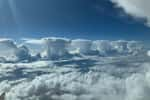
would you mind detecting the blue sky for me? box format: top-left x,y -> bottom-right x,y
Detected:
0,0 -> 150,42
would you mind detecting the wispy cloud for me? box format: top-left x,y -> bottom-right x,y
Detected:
110,0 -> 150,27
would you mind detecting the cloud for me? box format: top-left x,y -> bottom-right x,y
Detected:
0,37 -> 146,62
93,40 -> 144,56
111,0 -> 150,26
22,38 -> 44,45
70,39 -> 97,55
14,45 -> 31,61
0,39 -> 30,62
1,62 -> 150,100
0,37 -> 149,100
0,39 -> 18,62
147,51 -> 150,57
41,37 -> 71,60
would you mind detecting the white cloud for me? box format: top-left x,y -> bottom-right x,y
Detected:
1,62 -> 150,100
0,39 -> 149,100
147,51 -> 150,57
93,40 -> 144,56
70,39 -> 97,55
0,37 -> 146,62
41,37 -> 71,60
111,0 -> 150,26
0,39 -> 30,62
0,39 -> 18,62
22,38 -> 44,45
0,37 -> 149,100
14,45 -> 31,61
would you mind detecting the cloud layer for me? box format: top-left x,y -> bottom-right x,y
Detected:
111,0 -> 150,26
0,37 -> 146,62
24,37 -> 146,60
0,37 -> 149,100
0,57 -> 150,100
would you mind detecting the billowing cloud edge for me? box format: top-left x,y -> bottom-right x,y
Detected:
0,37 -> 148,63
110,0 -> 150,26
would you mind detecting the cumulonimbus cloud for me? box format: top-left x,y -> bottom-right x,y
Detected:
0,37 -> 147,62
0,38 -> 30,62
111,0 -> 150,26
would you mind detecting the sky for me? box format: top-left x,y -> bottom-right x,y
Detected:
0,0 -> 150,42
